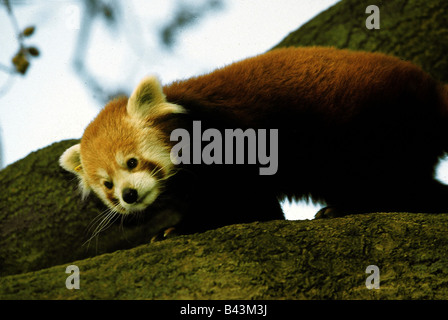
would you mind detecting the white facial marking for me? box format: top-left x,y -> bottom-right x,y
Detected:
115,152 -> 126,168
97,168 -> 109,181
111,169 -> 160,213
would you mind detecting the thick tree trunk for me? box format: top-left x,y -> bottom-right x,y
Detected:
1,213 -> 448,299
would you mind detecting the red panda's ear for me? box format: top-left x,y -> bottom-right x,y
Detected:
127,76 -> 185,120
59,144 -> 91,198
59,144 -> 83,175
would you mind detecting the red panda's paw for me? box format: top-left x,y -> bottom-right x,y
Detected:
150,227 -> 178,243
314,206 -> 347,219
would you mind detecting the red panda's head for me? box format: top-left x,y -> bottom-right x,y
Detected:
59,76 -> 185,214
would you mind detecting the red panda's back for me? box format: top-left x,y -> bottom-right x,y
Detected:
163,47 -> 441,128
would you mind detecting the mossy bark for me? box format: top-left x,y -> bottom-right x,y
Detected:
1,213 -> 448,299
1,0 -> 448,299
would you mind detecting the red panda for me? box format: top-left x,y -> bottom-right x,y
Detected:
60,47 -> 448,235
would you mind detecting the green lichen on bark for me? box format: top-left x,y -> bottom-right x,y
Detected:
1,213 -> 448,299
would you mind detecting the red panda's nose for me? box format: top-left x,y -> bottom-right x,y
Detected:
122,188 -> 138,204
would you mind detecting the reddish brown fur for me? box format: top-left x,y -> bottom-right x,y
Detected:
164,47 -> 448,127
81,97 -> 168,187
81,97 -> 133,184
72,47 -> 448,233
161,47 -> 448,222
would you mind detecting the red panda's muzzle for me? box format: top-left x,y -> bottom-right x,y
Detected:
122,188 -> 138,204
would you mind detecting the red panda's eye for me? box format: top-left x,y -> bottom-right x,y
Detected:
104,181 -> 113,189
127,158 -> 138,169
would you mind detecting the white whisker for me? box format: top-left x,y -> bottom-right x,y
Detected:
83,204 -> 122,248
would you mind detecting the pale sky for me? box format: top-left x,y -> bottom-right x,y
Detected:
1,0 -> 447,220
